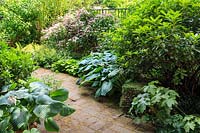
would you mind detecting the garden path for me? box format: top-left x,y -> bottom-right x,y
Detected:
32,68 -> 154,133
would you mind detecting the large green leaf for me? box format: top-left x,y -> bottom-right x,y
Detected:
83,65 -> 93,72
33,105 -> 50,119
0,109 -> 3,117
95,80 -> 113,97
0,117 -> 10,130
50,88 -> 69,102
44,117 -> 59,132
36,95 -> 54,105
34,102 -> 64,119
29,82 -> 51,95
8,89 -> 32,100
60,105 -> 75,116
108,69 -> 120,78
48,102 -> 64,117
85,73 -> 101,81
0,96 -> 11,106
11,107 -> 30,129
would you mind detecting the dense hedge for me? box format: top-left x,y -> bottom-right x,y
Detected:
110,0 -> 200,95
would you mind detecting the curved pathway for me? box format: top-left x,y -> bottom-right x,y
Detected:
32,68 -> 154,133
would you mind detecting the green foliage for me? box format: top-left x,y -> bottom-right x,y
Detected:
130,81 -> 179,115
0,42 -> 34,87
0,0 -> 41,44
129,81 -> 200,132
101,0 -> 130,8
22,43 -> 59,68
65,0 -> 96,9
23,128 -> 40,133
39,75 -> 62,91
77,51 -> 123,97
110,0 -> 200,95
42,8 -> 115,58
0,0 -> 72,45
51,59 -> 79,76
0,82 -> 75,132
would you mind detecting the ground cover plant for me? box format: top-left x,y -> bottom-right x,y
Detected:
51,59 -> 79,76
77,51 -> 124,97
22,43 -> 79,76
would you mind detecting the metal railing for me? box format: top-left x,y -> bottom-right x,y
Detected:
92,8 -> 130,18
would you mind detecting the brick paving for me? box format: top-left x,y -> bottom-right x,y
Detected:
32,68 -> 154,133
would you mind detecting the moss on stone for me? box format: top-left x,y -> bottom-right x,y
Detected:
120,82 -> 144,110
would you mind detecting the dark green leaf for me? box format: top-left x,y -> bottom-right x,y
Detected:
44,117 -> 59,132
108,69 -> 120,78
95,80 -> 113,97
50,88 -> 69,102
0,109 -> 3,117
0,117 -> 10,130
11,107 -> 30,129
36,95 -> 54,105
33,105 -> 50,119
60,105 -> 75,116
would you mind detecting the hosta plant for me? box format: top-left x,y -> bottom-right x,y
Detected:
0,82 -> 75,132
77,51 -> 123,97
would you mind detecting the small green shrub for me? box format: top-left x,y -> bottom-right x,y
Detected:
0,42 -> 34,86
22,43 -> 59,68
77,51 -> 124,97
0,81 -> 75,132
42,8 -> 115,58
129,81 -> 200,132
51,59 -> 79,76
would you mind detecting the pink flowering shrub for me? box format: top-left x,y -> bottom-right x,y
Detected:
42,8 -> 114,58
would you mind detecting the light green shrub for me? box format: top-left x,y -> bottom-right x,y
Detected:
0,42 -> 34,86
22,43 -> 59,68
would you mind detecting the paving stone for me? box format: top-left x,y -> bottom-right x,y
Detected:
83,117 -> 99,126
89,120 -> 107,130
101,128 -> 118,133
110,124 -> 134,133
